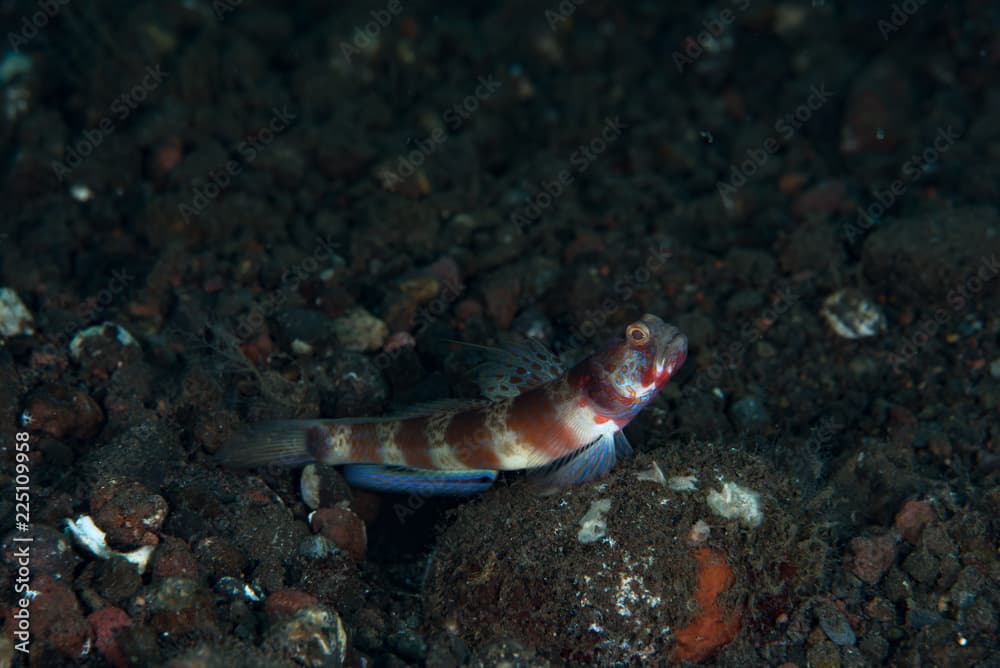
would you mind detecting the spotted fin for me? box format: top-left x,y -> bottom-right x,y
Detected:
455,334 -> 566,400
530,431 -> 632,491
386,398 -> 489,420
341,464 -> 498,495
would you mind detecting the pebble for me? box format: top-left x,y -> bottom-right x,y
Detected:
817,602 -> 856,646
725,289 -> 764,316
0,287 -> 35,336
728,396 -> 770,429
905,608 -> 942,629
300,464 -> 353,510
990,357 -> 1000,379
90,478 -> 169,549
265,605 -> 347,668
23,385 -> 104,439
95,555 -> 143,603
2,524 -> 77,580
193,536 -> 246,579
820,289 -> 886,339
848,533 -> 899,584
894,500 -> 934,544
69,322 -> 141,367
309,507 -> 367,562
31,575 -> 91,660
332,307 -> 388,352
150,536 -> 200,579
264,590 -> 320,621
388,629 -> 428,662
88,607 -> 132,668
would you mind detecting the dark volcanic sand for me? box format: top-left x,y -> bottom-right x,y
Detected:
1,1 -> 998,666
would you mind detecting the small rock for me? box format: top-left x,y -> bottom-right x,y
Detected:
905,608 -> 942,629
902,547 -> 939,585
728,396 -> 770,429
300,464 -> 353,510
265,605 -> 347,668
399,275 -> 441,303
150,536 -> 199,579
2,525 -> 77,580
31,575 -> 91,660
23,385 -> 104,439
145,576 -> 214,637
817,602 -> 856,646
820,289 -> 886,339
332,308 -> 388,352
848,532 -> 899,585
388,629 -> 428,662
69,322 -> 141,371
265,590 -> 320,622
90,478 -> 168,549
193,536 -> 246,579
894,500 -> 934,544
88,607 -> 132,668
309,507 -> 367,562
726,289 -> 764,316
0,287 -> 35,336
990,358 -> 1000,379
95,555 -> 143,604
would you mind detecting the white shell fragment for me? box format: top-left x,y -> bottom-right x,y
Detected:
820,289 -> 886,339
69,321 -> 140,360
668,475 -> 699,492
635,461 -> 667,486
64,515 -> 156,573
706,482 -> 763,528
577,499 -> 612,544
0,287 -> 35,337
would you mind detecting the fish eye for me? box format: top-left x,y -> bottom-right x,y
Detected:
626,323 -> 649,344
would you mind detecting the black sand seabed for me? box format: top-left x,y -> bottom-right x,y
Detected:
0,1 -> 998,666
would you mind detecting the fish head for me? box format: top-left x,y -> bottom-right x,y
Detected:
581,314 -> 687,421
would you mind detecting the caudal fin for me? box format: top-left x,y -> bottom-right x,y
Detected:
216,420 -> 319,469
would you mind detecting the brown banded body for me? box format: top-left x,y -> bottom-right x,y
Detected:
219,314 -> 687,495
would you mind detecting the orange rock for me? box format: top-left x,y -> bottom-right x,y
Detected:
672,547 -> 741,663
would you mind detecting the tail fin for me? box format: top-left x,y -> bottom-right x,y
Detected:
216,420 -> 320,469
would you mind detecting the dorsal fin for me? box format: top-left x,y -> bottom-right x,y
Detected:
453,334 -> 566,400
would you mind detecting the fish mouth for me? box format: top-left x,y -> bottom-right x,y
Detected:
656,329 -> 688,378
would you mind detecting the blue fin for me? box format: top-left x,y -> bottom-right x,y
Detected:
453,334 -> 566,400
531,430 -> 633,490
341,464 -> 498,496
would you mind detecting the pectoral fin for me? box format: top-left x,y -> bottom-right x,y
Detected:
530,430 -> 632,491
